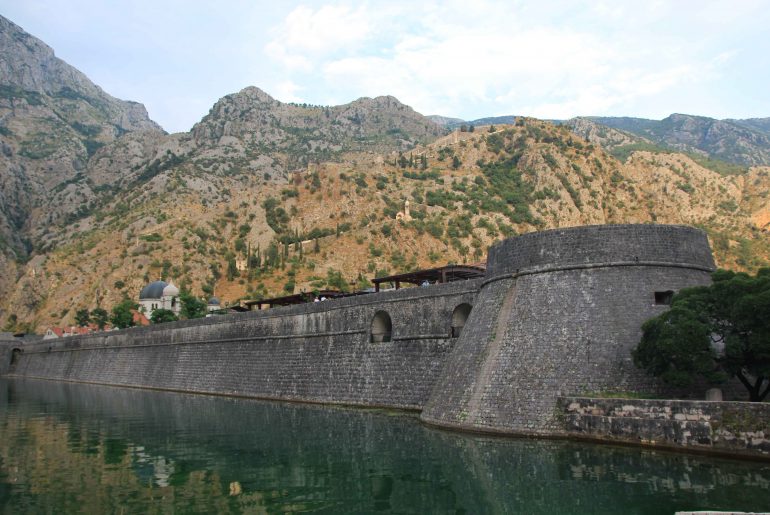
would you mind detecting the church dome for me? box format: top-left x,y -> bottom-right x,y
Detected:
163,282 -> 180,297
139,281 -> 168,300
208,297 -> 221,306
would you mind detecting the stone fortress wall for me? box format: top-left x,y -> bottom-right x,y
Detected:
6,279 -> 479,410
420,224 -> 717,434
3,224 -> 731,441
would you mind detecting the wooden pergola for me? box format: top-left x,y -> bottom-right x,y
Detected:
372,264 -> 486,292
234,289 -> 370,311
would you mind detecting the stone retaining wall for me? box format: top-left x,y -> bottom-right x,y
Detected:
560,397 -> 770,458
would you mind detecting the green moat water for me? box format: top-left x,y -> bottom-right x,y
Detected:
0,379 -> 768,514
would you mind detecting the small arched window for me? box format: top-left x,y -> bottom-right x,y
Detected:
370,311 -> 393,343
451,304 -> 472,338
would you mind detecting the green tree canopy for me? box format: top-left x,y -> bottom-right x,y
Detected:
91,307 -> 109,330
74,308 -> 90,327
633,269 -> 770,401
180,291 -> 207,320
110,299 -> 139,329
150,308 -> 178,324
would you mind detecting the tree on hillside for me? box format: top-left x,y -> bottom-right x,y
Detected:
2,314 -> 18,332
111,299 -> 139,329
91,308 -> 109,330
180,291 -> 207,320
74,309 -> 90,327
226,254 -> 239,281
150,308 -> 178,324
633,269 -> 770,401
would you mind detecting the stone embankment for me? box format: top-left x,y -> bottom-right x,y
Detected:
560,397 -> 770,459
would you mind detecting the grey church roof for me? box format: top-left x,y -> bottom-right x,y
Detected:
139,281 -> 168,300
208,297 -> 220,305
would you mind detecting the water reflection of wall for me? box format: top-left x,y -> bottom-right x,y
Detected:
1,379 -> 768,514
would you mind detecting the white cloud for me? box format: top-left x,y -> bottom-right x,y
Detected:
272,80 -> 305,103
262,1 -> 744,119
265,4 -> 373,71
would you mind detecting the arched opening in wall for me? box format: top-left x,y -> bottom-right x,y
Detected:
451,304 -> 472,338
370,311 -> 392,343
10,348 -> 21,367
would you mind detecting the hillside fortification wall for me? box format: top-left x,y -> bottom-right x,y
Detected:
420,224 -> 716,435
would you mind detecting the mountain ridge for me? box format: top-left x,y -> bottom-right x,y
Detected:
431,110 -> 770,167
0,14 -> 769,334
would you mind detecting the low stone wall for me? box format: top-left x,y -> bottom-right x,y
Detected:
560,397 -> 770,459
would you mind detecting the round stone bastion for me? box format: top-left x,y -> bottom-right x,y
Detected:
421,224 -> 716,436
485,223 -> 716,279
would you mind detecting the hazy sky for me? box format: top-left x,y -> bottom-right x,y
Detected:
2,0 -> 769,133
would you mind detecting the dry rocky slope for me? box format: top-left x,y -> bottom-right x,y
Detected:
434,112 -> 770,168
4,117 -> 769,333
587,114 -> 770,166
0,15 -> 769,333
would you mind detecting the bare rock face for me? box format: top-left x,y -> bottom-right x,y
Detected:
0,15 -> 165,261
0,16 -> 162,133
191,87 -> 445,162
566,117 -> 644,150
585,114 -> 770,166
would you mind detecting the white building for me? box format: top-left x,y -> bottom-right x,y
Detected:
138,281 -> 181,319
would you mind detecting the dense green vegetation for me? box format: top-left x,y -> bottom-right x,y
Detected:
110,299 -> 139,329
633,269 -> 770,401
150,308 -> 178,324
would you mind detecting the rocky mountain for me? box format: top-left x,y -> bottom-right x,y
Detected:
194,87 -> 444,153
564,117 -> 645,150
428,114 -> 518,130
585,114 -> 770,167
0,15 -> 446,258
0,15 -> 164,259
436,111 -> 770,168
426,115 -> 465,128
0,14 -> 768,334
730,117 -> 770,137
187,86 -> 445,174
3,115 -> 769,333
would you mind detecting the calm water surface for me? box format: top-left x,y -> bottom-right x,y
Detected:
0,378 -> 768,514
